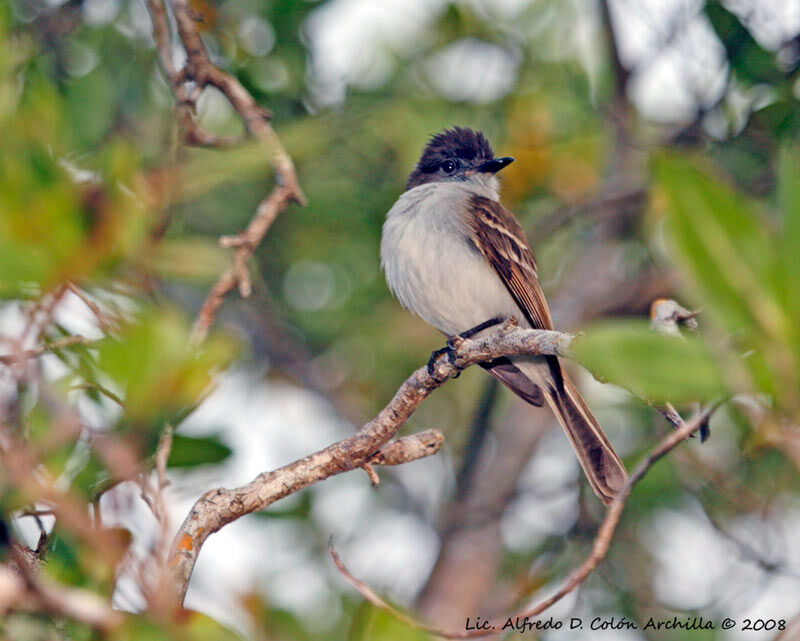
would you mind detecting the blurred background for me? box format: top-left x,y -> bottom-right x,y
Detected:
2,0 -> 800,639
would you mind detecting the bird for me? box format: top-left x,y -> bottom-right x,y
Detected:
380,126 -> 627,505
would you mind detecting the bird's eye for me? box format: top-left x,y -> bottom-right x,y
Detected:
441,160 -> 457,174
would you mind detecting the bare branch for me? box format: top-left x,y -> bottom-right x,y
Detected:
69,382 -> 127,409
368,430 -> 444,466
657,401 -> 685,431
143,0 -> 306,345
2,544 -> 122,631
0,335 -> 91,366
361,430 -> 445,487
154,425 -> 173,491
361,463 -> 380,487
159,323 -> 573,604
139,425 -> 173,524
145,0 -> 234,148
330,409 -> 716,639
66,284 -> 117,333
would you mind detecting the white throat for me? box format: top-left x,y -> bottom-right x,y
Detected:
450,172 -> 500,201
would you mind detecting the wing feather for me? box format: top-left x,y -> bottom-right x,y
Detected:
466,195 -> 554,331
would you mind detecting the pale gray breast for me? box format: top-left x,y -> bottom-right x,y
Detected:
381,183 -> 520,336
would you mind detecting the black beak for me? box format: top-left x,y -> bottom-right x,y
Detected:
476,157 -> 514,174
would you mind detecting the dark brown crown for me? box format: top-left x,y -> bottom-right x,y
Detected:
406,127 -> 494,190
418,127 -> 493,170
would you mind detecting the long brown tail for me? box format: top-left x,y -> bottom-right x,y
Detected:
543,373 -> 627,505
489,356 -> 627,505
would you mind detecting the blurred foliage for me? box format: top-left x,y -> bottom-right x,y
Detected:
576,319 -> 728,403
652,152 -> 800,414
1,0 -> 799,639
349,604 -> 433,641
97,309 -> 238,425
580,147 -> 800,414
167,433 -> 233,468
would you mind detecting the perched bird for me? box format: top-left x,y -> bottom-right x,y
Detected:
380,126 -> 627,504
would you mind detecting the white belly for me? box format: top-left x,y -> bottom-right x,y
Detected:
380,183 -> 523,336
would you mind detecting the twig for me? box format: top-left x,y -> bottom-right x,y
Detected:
134,425 -> 175,610
87,441 -> 169,502
361,464 -> 380,488
22,284 -> 68,347
3,542 -> 122,631
0,336 -> 91,366
143,0 -> 305,345
361,430 -> 445,486
159,323 -> 572,604
154,425 -> 173,491
17,507 -> 55,519
66,283 -> 116,333
69,383 -> 127,409
145,0 -> 235,148
649,299 -> 707,439
330,409 -> 716,639
657,401 -> 685,431
139,426 -> 173,523
368,430 -> 445,466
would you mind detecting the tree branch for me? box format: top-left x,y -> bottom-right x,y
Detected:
145,0 -> 235,148
143,0 -> 306,345
1,545 -> 122,632
0,335 -> 91,366
330,408 -> 715,639
159,322 -> 573,604
368,429 -> 445,466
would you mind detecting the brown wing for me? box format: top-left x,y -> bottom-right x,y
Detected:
467,195 -> 554,331
468,197 -> 627,503
480,358 -> 545,406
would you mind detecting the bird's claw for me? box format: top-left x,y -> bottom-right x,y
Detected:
426,318 -> 506,381
427,343 -> 462,381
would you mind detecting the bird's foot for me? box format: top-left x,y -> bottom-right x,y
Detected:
427,318 -> 506,382
427,344 -> 461,381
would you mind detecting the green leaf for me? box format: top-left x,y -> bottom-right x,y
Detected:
115,612 -> 244,641
170,611 -> 245,641
704,1 -> 782,85
1,615 -> 71,641
45,532 -> 86,584
574,320 -> 728,403
653,153 -> 800,407
65,66 -> 116,149
167,434 -> 233,468
97,308 -> 239,425
776,144 -> 800,396
350,604 -> 433,641
778,144 -> 800,314
652,153 -> 790,344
